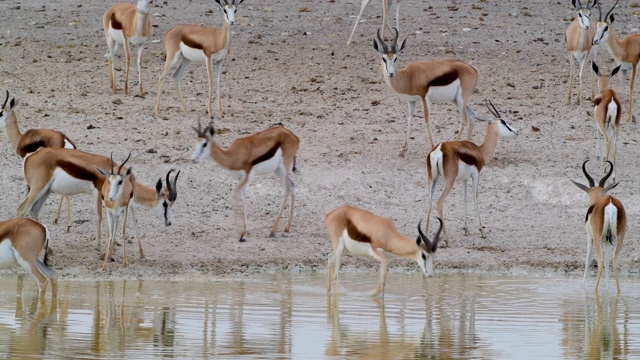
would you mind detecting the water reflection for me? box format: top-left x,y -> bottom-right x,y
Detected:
1,274 -> 640,359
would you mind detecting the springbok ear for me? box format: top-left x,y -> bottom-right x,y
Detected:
570,179 -> 590,193
609,13 -> 615,23
95,167 -> 110,177
416,236 -> 422,246
398,38 -> 407,53
604,181 -> 620,193
208,126 -> 215,137
572,0 -> 577,8
124,167 -> 133,178
592,61 -> 600,76
215,0 -> 222,5
372,38 -> 380,52
9,98 -> 16,109
611,65 -> 621,78
155,179 -> 163,193
237,0 -> 245,5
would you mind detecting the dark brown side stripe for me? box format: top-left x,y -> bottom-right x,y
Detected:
428,69 -> 459,88
110,13 -> 123,30
182,36 -> 204,50
251,142 -> 281,166
345,220 -> 372,243
585,204 -> 596,222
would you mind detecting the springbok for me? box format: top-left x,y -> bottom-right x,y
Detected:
0,218 -> 57,304
372,28 -> 478,156
325,205 -> 442,297
18,148 -> 179,261
593,0 -> 640,123
592,62 -> 622,180
96,153 -> 134,270
565,0 -> 598,105
191,121 -> 299,242
347,0 -> 400,45
155,0 -> 244,118
0,91 -> 77,232
571,160 -> 626,293
425,102 -> 519,246
103,0 -> 154,95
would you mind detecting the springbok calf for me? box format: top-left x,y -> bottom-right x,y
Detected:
592,62 -> 622,180
425,102 -> 519,246
347,0 -> 400,45
325,205 -> 443,297
372,28 -> 478,156
96,154 -> 134,270
571,160 -> 626,293
565,0 -> 598,105
191,121 -> 299,242
0,218 -> 57,304
103,0 -> 153,95
18,148 -> 179,261
0,91 -> 77,232
156,0 -> 244,118
593,0 -> 640,123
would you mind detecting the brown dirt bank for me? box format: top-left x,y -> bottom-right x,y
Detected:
0,0 -> 639,280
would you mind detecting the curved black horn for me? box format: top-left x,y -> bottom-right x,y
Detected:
118,151 -> 132,175
1,90 -> 9,111
599,161 -> 614,187
390,27 -> 399,50
596,0 -> 603,20
110,152 -> 115,175
581,160 -> 595,187
166,169 -> 175,201
170,170 -> 180,202
376,28 -> 388,53
485,99 -> 501,118
417,220 -> 432,250
431,218 -> 443,253
588,0 -> 597,10
605,0 -> 618,21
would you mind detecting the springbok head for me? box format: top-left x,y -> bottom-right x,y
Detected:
372,27 -> 407,78
153,169 -> 180,226
215,0 -> 245,25
0,90 -> 18,127
136,0 -> 154,14
593,0 -> 617,45
466,100 -> 520,138
191,119 -> 216,163
572,0 -> 597,29
96,152 -> 133,203
416,218 -> 443,277
571,160 -> 619,204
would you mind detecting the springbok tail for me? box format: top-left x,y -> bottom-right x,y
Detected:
604,201 -> 618,245
36,258 -> 57,280
43,225 -> 51,266
292,156 -> 299,174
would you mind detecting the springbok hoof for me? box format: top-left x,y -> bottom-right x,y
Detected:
269,232 -> 276,238
463,227 -> 470,236
239,237 -> 247,242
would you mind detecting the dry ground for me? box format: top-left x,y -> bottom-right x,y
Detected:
0,0 -> 639,279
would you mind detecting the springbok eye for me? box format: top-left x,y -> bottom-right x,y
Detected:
118,180 -> 123,185
421,253 -> 426,260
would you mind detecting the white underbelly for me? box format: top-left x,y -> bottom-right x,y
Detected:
342,230 -> 374,257
251,148 -> 283,176
51,168 -> 95,196
0,240 -> 17,268
109,27 -> 125,44
427,79 -> 461,104
399,94 -> 422,102
180,43 -> 208,63
455,162 -> 477,183
64,139 -> 75,149
128,35 -> 147,46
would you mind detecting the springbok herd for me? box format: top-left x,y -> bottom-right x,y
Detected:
0,0 -> 639,304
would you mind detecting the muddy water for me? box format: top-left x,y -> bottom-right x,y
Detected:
1,273 -> 640,359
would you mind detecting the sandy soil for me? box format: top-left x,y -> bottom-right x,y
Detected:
0,0 -> 639,280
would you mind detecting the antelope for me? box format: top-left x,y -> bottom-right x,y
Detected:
95,153 -> 134,270
372,28 -> 479,156
593,0 -> 640,123
565,0 -> 598,105
191,121 -> 299,242
17,148 -> 180,261
347,0 -> 400,45
0,91 -> 77,232
155,0 -> 244,119
0,218 -> 57,304
571,160 -> 626,293
592,62 -> 622,180
325,205 -> 443,297
103,0 -> 154,95
425,102 -> 519,246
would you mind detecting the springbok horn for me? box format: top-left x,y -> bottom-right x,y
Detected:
110,153 -> 115,175
417,220 -> 432,252
391,27 -> 399,50
1,91 -> 9,111
599,161 -> 614,187
376,28 -> 388,53
431,218 -> 443,253
486,99 -> 501,118
169,170 -> 180,202
605,0 -> 618,21
596,1 -> 603,20
581,160 -> 595,187
118,152 -> 132,175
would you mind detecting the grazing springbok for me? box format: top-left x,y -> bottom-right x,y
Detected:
0,218 -> 57,304
565,0 -> 598,105
425,102 -> 519,246
96,153 -> 134,270
325,205 -> 443,297
372,28 -> 478,156
0,91 -> 77,232
592,62 -> 622,180
103,0 -> 154,95
347,0 -> 400,45
155,0 -> 244,118
191,121 -> 299,242
571,160 -> 626,293
18,148 -> 179,261
593,0 -> 640,123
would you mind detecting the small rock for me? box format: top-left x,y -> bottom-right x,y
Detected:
112,98 -> 122,105
146,148 -> 157,154
531,126 -> 540,132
